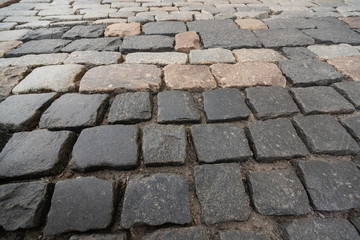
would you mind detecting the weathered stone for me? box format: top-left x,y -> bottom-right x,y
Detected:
233,48 -> 287,62
61,37 -> 121,52
303,27 -> 360,45
187,20 -> 238,34
39,93 -> 108,130
191,124 -> 251,163
44,177 -> 116,236
281,218 -> 360,240
16,21 -> 51,30
143,21 -> 186,35
341,116 -> 360,142
278,59 -> 342,87
121,173 -> 191,228
157,91 -> 200,123
203,88 -> 249,122
104,22 -> 140,37
142,124 -> 186,166
155,12 -> 193,21
3,16 -> 40,24
120,35 -> 174,53
93,19 -> 127,25
254,29 -> 315,48
245,86 -> 299,120
0,29 -> 29,41
12,64 -> 85,94
62,25 -> 105,39
0,53 -> 69,68
194,163 -> 251,225
307,44 -> 360,59
0,129 -> 75,178
0,181 -> 53,231
293,115 -> 360,155
0,41 -> 22,57
264,17 -> 315,29
51,21 -> 91,28
80,64 -> 162,93
174,31 -> 201,53
108,92 -> 151,124
246,119 -> 309,162
71,125 -> 138,171
339,17 -> 360,28
350,217 -> 360,232
21,27 -> 68,41
6,39 -> 71,57
0,93 -> 57,132
0,66 -> 30,97
38,8 -> 75,16
125,52 -> 187,65
163,64 -> 216,91
281,47 -> 317,60
235,19 -> 268,30
64,51 -> 121,65
333,81 -> 360,108
69,233 -> 127,240
235,11 -> 269,19
249,170 -> 310,215
327,56 -> 360,81
143,226 -> 209,240
219,230 -> 270,240
189,48 -> 235,64
292,86 -> 355,114
210,62 -> 287,89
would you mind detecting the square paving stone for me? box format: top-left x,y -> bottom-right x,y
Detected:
263,17 -> 316,29
189,48 -> 235,64
80,64 -> 162,93
341,115 -> 360,142
232,48 -> 287,63
108,92 -> 151,124
120,173 -> 191,228
292,86 -> 355,115
0,181 -> 53,231
71,125 -> 138,171
281,47 -> 317,60
293,115 -> 359,155
203,88 -> 249,122
142,226 -> 209,240
142,124 -> 186,166
295,159 -> 360,211
249,170 -> 310,216
191,124 -> 251,163
199,30 -> 261,49
0,66 -> 30,97
62,25 -> 106,39
120,35 -> 174,54
63,51 -> 122,66
39,93 -> 108,131
219,230 -> 271,240
281,218 -> 360,240
194,163 -> 251,226
278,59 -> 343,87
245,86 -> 299,120
302,28 -> 360,45
21,27 -> 68,42
6,39 -> 71,57
12,64 -> 86,94
61,37 -> 122,52
246,119 -> 309,162
44,177 -> 116,236
142,21 -> 187,35
327,56 -> 360,81
69,233 -> 127,240
0,93 -> 58,132
254,29 -> 315,48
307,44 -> 360,60
0,129 -> 76,179
157,91 -> 200,124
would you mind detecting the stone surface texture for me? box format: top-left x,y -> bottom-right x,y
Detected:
175,31 -> 201,53
327,56 -> 360,81
0,66 -> 30,97
104,22 -> 140,37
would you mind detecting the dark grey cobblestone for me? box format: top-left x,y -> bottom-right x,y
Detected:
199,30 -> 261,49
350,217 -> 360,232
281,47 -> 317,60
219,230 -> 271,240
69,233 -> 127,240
303,27 -> 360,45
62,25 -> 106,39
142,226 -> 209,240
333,81 -> 360,109
120,35 -> 174,53
187,20 -> 238,34
61,37 -> 121,52
341,115 -> 360,142
264,17 -> 316,29
254,29 -> 315,48
6,39 -> 71,57
21,27 -> 68,41
142,21 -> 186,35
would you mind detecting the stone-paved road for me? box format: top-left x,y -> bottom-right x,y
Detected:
0,0 -> 360,239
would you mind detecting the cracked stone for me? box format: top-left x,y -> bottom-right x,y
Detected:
254,29 -> 315,48
174,31 -> 201,53
332,81 -> 360,108
233,48 -> 287,62
143,21 -> 186,35
189,48 -> 235,64
104,22 -> 140,37
62,25 -> 105,39
61,37 -> 121,52
6,39 -> 71,57
327,56 -> 360,81
0,66 -> 30,97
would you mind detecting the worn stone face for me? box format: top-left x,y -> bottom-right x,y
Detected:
120,35 -> 174,53
339,17 -> 360,28
191,124 -> 251,163
210,62 -> 287,89
333,81 -> 360,108
303,27 -> 360,45
293,115 -> 360,155
69,233 -> 127,240
189,48 -> 235,64
125,52 -> 187,65
157,91 -> 200,123
21,27 -> 68,42
327,56 -> 360,81
143,21 -> 186,35
142,124 -> 186,166
174,31 -> 201,53
6,39 -> 71,57
0,181 -> 53,231
0,66 -> 30,97
264,17 -> 315,29
61,38 -> 121,52
235,19 -> 268,30
0,129 -> 76,179
79,64 -> 162,93
0,53 -> 69,68
246,119 -> 309,162
199,30 -> 261,49
219,230 -> 271,240
341,116 -> 360,142
249,170 -> 310,216
194,163 -> 251,225
281,47 -> 317,60
104,22 -> 140,37
163,64 -> 216,91
281,218 -> 360,240
39,93 -> 108,131
120,173 -> 191,228
203,88 -> 249,122
142,226 -> 209,240
0,41 -> 22,57
108,92 -> 152,124
12,64 -> 86,94
0,29 -> 29,41
187,20 -> 239,34
64,51 -> 122,65
62,25 -> 105,39
44,177 -> 116,236
307,44 -> 360,60
254,29 -> 314,48
0,93 -> 58,132
278,59 -> 342,87
71,125 -> 138,171
233,48 -> 287,62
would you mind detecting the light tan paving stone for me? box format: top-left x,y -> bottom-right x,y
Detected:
327,56 -> 360,81
64,51 -> 121,65
155,12 -> 193,21
79,64 -> 162,93
125,52 -> 187,65
0,29 -> 30,42
150,6 -> 178,11
189,48 -> 235,64
104,22 -> 141,37
0,53 -> 69,67
235,19 -> 268,30
210,62 -> 287,89
15,21 -> 51,29
175,31 -> 201,53
0,41 -> 22,57
233,49 -> 287,62
235,11 -> 268,19
194,12 -> 214,20
163,64 -> 217,91
0,67 -> 30,96
12,64 -> 86,94
307,44 -> 360,60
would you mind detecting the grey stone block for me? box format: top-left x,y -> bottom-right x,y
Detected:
341,115 -> 360,142
6,39 -> 71,57
62,25 -> 106,39
142,227 -> 209,240
21,27 -> 68,41
281,47 -> 317,60
187,20 -> 238,34
303,27 -> 360,45
143,21 -> 186,35
61,37 -> 121,52
199,30 -> 261,49
333,81 -> 360,109
219,230 -> 271,240
69,233 -> 127,240
264,17 -> 316,29
120,35 -> 174,53
350,217 -> 360,232
254,29 -> 315,48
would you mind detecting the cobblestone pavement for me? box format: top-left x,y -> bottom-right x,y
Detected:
0,0 -> 360,239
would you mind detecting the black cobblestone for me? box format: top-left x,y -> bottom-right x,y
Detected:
142,21 -> 186,35
61,38 -> 121,52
